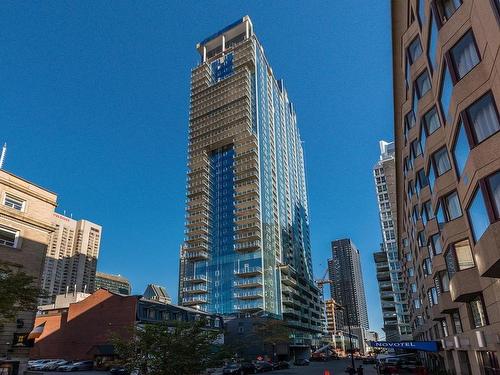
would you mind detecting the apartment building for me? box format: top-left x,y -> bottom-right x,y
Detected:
373,140 -> 412,341
178,16 -> 324,352
392,0 -> 500,373
40,213 -> 101,302
95,272 -> 131,295
0,169 -> 57,373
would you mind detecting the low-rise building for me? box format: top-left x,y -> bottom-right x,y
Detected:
0,169 -> 57,374
31,288 -> 222,361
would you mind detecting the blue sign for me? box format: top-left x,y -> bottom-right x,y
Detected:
369,341 -> 440,352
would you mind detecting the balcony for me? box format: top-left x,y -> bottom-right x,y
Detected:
282,275 -> 298,286
449,267 -> 482,302
234,266 -> 262,277
182,295 -> 208,306
377,271 -> 391,282
183,285 -> 208,294
234,301 -> 263,312
184,274 -> 208,283
234,290 -> 263,299
234,240 -> 260,253
474,221 -> 500,278
234,277 -> 262,288
438,292 -> 460,314
234,231 -> 261,241
184,249 -> 209,261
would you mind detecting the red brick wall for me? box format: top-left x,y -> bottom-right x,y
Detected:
31,289 -> 137,360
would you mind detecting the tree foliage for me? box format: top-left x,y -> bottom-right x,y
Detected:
113,319 -> 224,375
252,317 -> 290,346
0,261 -> 45,322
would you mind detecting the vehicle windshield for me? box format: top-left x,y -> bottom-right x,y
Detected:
226,364 -> 239,368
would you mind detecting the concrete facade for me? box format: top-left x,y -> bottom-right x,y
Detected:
40,213 -> 101,302
0,169 -> 57,371
95,272 -> 131,295
391,1 -> 500,373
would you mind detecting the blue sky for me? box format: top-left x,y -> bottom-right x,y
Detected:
1,1 -> 393,335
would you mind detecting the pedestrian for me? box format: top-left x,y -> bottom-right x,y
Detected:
357,365 -> 364,374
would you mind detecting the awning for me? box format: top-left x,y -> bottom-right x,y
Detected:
28,322 -> 45,340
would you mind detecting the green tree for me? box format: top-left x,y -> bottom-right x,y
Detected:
0,261 -> 45,322
252,318 -> 291,360
113,319 -> 223,375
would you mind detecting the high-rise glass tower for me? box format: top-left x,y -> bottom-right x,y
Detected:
179,16 -> 323,339
372,140 -> 411,341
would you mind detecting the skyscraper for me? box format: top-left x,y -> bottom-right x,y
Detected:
179,16 -> 323,342
392,1 -> 500,373
40,213 -> 102,302
372,140 -> 411,341
329,239 -> 369,330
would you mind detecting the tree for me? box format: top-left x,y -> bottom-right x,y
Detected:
0,261 -> 45,322
113,319 -> 223,375
252,318 -> 291,360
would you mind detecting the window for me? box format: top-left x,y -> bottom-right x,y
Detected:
416,70 -> 431,98
478,351 -> 500,375
423,107 -> 441,135
465,93 -> 500,144
444,191 -> 462,221
405,111 -> 416,130
423,258 -> 433,276
453,120 -> 469,176
435,271 -> 450,292
417,231 -> 426,247
440,319 -> 449,337
0,226 -> 18,247
436,0 -> 462,23
469,294 -> 489,328
422,200 -> 434,225
468,187 -> 490,242
411,283 -> 417,293
432,147 -> 452,176
408,267 -> 415,277
411,139 -> 422,159
416,169 -> 429,193
487,171 -> 500,219
451,310 -> 463,333
408,37 -> 423,64
429,233 -> 443,255
449,30 -> 480,80
428,287 -> 438,305
428,11 -> 438,70
3,194 -> 25,211
445,239 -> 474,277
420,123 -> 427,152
440,63 -> 453,122
418,0 -> 425,25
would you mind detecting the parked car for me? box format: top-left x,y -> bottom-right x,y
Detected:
254,361 -> 273,372
293,358 -> 310,366
28,360 -> 57,371
222,362 -> 257,375
42,360 -> 70,371
58,361 -> 94,371
275,361 -> 290,369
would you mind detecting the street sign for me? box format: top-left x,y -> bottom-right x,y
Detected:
369,341 -> 440,352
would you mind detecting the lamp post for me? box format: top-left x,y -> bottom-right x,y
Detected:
342,303 -> 356,371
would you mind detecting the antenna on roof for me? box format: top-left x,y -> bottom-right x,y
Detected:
0,143 -> 7,169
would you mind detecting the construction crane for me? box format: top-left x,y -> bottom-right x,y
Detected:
315,266 -> 333,300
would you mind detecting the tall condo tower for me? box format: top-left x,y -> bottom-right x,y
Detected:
329,239 -> 369,330
372,140 -> 411,341
179,16 -> 323,340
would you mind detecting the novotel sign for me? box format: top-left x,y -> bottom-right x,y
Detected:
369,341 -> 440,352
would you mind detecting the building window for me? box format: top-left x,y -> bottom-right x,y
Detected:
452,120 -> 469,176
436,0 -> 462,23
449,30 -> 480,80
428,10 -> 439,70
468,186 -> 490,242
3,194 -> 25,211
0,226 -> 18,248
487,171 -> 500,219
440,319 -> 449,337
422,200 -> 435,225
443,191 -> 462,221
433,147 -> 452,176
424,107 -> 441,135
405,111 -> 416,130
416,70 -> 431,98
465,92 -> 500,145
469,294 -> 489,328
418,0 -> 426,25
411,139 -> 422,159
451,310 -> 463,333
435,271 -> 450,293
417,231 -> 426,247
416,169 -> 429,194
419,124 -> 427,153
408,37 -> 423,64
429,233 -> 442,255
423,258 -> 433,277
445,239 -> 474,277
478,351 -> 500,375
411,283 -> 417,293
440,63 -> 453,122
428,287 -> 438,305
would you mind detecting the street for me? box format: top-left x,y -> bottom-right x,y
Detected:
272,359 -> 377,375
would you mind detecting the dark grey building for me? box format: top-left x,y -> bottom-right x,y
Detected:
95,272 -> 131,295
329,239 -> 369,330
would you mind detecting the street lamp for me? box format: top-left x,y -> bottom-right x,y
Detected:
340,303 -> 356,371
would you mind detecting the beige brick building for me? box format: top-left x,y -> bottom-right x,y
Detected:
41,213 -> 101,302
391,0 -> 500,373
0,170 -> 57,370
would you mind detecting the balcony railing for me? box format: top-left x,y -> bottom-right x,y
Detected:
234,301 -> 263,311
234,240 -> 260,252
182,295 -> 208,305
234,277 -> 263,288
183,285 -> 208,294
184,249 -> 209,261
184,274 -> 208,283
234,290 -> 263,299
234,267 -> 262,277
